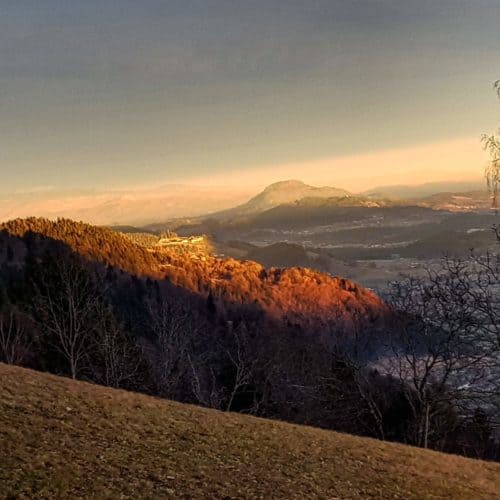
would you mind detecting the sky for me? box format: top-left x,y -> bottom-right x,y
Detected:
1,0 -> 499,194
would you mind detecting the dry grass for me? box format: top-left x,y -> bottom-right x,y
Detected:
1,364 -> 499,499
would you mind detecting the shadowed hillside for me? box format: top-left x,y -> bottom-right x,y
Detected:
2,364 -> 499,499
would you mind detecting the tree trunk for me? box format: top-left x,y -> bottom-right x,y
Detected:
423,403 -> 430,449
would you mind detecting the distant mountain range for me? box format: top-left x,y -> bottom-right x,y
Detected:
145,179 -> 490,235
363,180 -> 486,199
1,178 -> 489,226
0,185 -> 255,226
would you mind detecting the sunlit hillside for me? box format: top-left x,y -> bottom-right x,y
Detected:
0,217 -> 389,328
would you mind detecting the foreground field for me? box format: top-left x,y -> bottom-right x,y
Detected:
1,364 -> 499,499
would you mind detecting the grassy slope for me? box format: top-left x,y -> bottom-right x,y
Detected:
1,364 -> 499,500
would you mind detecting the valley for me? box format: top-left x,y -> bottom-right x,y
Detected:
124,181 -> 498,291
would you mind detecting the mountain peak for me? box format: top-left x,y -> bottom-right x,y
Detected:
205,180 -> 351,221
245,180 -> 350,213
262,179 -> 309,192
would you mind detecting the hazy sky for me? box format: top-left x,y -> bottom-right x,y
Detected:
1,1 -> 499,193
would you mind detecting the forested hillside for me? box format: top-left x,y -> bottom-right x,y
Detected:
1,217 -> 162,277
0,217 -> 388,327
0,217 -> 498,460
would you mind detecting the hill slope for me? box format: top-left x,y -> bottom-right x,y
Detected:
0,218 -> 388,328
240,180 -> 351,213
1,364 -> 499,499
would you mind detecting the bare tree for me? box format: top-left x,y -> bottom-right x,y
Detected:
32,257 -> 102,379
319,313 -> 391,441
0,306 -> 31,365
89,302 -> 143,389
483,80 -> 500,208
144,295 -> 197,398
188,351 -> 225,410
224,322 -> 259,412
385,256 -> 500,448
